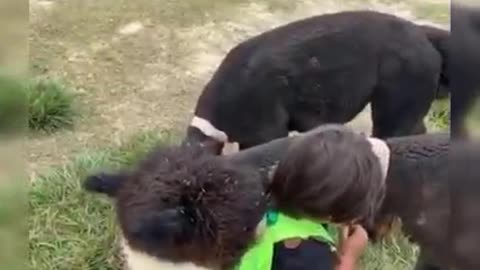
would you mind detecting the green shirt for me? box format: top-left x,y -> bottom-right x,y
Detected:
236,211 -> 336,270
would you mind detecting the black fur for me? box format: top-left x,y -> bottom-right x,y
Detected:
187,10 -> 449,151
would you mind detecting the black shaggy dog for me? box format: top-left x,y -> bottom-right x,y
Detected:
185,10 -> 449,154
84,144 -> 274,270
450,3 -> 480,138
83,125 -> 480,270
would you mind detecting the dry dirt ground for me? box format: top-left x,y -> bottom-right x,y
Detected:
28,0 -> 449,178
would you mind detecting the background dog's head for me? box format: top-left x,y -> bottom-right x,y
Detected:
84,144 -> 268,270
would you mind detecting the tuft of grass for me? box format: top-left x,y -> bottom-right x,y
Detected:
362,228 -> 418,270
28,78 -> 76,133
29,130 -> 175,270
426,99 -> 450,132
0,74 -> 28,135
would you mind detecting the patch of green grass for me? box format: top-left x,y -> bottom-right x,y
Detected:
426,99 -> 450,132
362,229 -> 418,270
28,78 -> 76,133
0,75 -> 78,136
0,74 -> 28,135
29,130 -> 175,270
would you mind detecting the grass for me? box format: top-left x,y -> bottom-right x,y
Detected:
361,229 -> 418,270
29,131 -> 176,270
28,77 -> 76,133
426,99 -> 450,132
0,75 -> 76,135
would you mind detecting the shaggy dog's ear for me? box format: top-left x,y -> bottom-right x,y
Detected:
83,172 -> 128,197
128,207 -> 191,245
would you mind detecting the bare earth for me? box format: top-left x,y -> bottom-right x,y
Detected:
28,0 -> 449,178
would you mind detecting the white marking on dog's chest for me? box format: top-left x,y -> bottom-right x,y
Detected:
121,239 -> 212,270
222,141 -> 239,155
190,116 -> 228,143
190,118 -> 301,155
190,116 -> 240,155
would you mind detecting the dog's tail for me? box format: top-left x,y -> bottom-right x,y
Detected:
418,24 -> 450,99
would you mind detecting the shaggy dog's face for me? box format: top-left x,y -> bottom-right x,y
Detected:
84,145 -> 268,270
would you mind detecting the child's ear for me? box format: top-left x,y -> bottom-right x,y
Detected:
83,172 -> 128,197
128,207 -> 192,245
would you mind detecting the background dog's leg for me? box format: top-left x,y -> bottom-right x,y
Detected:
371,79 -> 435,138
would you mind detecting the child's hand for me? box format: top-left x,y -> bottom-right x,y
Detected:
339,225 -> 369,259
336,225 -> 369,270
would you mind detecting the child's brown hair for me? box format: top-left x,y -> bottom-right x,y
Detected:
269,125 -> 386,228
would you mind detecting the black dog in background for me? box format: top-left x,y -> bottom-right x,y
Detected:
450,4 -> 480,138
83,125 -> 480,270
185,10 -> 449,154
